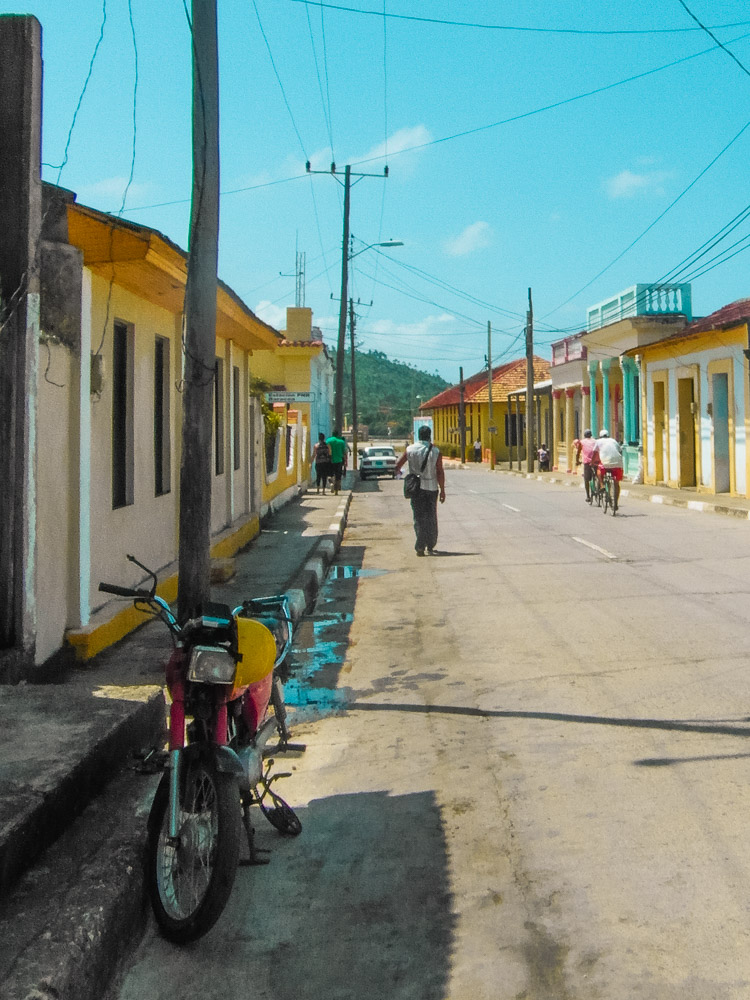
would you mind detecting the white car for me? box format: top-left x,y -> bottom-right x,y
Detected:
359,445 -> 397,480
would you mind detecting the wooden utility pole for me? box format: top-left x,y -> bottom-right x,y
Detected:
334,166 -> 352,434
458,366 -> 466,464
306,163 -> 389,432
526,287 -> 534,473
177,0 -> 220,623
0,15 -> 41,675
349,297 -> 359,470
487,322 -> 495,470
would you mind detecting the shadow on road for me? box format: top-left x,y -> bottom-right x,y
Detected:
350,701 -> 750,738
122,791 -> 457,1000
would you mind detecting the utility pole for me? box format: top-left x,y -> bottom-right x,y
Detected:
526,287 -> 534,473
306,161 -> 388,432
349,297 -> 359,470
0,15 -> 41,673
177,0 -> 220,623
487,321 -> 495,471
458,366 -> 466,465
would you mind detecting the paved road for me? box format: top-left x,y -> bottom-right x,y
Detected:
113,470 -> 750,1000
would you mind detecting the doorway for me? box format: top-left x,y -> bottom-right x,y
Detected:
677,378 -> 696,487
653,380 -> 666,483
712,372 -> 730,493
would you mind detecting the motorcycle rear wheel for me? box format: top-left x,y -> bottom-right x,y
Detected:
147,755 -> 241,943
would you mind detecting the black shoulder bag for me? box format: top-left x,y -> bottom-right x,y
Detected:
403,444 -> 432,499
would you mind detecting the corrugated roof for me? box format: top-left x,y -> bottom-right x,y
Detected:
420,356 -> 550,408
681,298 -> 750,337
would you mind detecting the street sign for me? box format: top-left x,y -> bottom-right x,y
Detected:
488,424 -> 498,434
266,391 -> 315,403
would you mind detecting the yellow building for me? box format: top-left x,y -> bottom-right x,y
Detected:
32,185 -> 325,668
421,356 -> 550,463
633,299 -> 750,496
249,306 -> 334,512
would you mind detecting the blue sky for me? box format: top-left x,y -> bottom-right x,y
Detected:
6,0 -> 750,380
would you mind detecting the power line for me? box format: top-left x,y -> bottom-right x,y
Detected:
288,1 -> 750,37
350,30 -> 750,168
543,115 -> 750,319
676,0 -> 750,79
253,0 -> 309,159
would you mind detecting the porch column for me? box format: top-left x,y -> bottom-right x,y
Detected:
515,394 -> 522,470
621,356 -> 636,443
600,358 -> 612,432
588,361 -> 598,434
552,390 -> 562,469
565,388 -> 576,471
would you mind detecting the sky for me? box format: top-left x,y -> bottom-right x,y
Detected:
5,0 -> 750,383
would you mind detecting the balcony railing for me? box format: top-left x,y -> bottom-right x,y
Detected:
551,337 -> 587,367
587,283 -> 692,332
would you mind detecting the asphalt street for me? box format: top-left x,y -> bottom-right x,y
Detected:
112,469 -> 750,1000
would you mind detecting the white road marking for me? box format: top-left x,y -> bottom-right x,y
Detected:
571,536 -> 617,560
503,503 -> 520,512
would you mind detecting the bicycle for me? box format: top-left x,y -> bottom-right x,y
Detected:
588,474 -> 603,508
601,471 -> 617,515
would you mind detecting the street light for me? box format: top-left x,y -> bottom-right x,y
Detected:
343,239 -> 404,468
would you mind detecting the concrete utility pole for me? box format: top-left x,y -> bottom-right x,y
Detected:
306,162 -> 388,432
0,15 -> 41,676
526,287 -> 534,473
349,297 -> 359,470
487,322 -> 495,471
177,0 -> 220,623
458,366 -> 466,464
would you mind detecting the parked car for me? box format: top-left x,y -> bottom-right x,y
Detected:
359,445 -> 397,480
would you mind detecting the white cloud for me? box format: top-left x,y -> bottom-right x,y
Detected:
304,124 -> 433,175
76,176 -> 155,208
443,221 -> 491,257
254,300 -> 287,330
604,169 -> 672,199
369,313 -> 455,338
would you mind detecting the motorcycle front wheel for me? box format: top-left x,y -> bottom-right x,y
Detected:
147,754 -> 241,943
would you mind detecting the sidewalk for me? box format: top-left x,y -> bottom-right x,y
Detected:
444,459 -> 750,519
0,479 -> 353,1000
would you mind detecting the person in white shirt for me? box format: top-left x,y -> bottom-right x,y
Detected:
591,429 -> 623,511
394,425 -> 446,555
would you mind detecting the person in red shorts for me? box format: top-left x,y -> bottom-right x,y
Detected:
591,428 -> 623,511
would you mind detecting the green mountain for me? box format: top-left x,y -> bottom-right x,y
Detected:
333,348 -> 450,436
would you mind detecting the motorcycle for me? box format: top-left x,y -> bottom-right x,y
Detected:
99,555 -> 302,944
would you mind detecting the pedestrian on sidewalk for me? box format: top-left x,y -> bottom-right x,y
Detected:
326,428 -> 347,495
312,432 -> 331,493
395,424 -> 446,556
473,437 -> 482,462
537,443 -> 550,471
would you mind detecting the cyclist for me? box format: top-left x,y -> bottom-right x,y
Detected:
591,429 -> 623,511
579,429 -> 598,503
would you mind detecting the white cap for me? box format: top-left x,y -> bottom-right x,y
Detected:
599,428 -> 609,437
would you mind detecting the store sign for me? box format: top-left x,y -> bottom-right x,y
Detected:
266,391 -> 315,403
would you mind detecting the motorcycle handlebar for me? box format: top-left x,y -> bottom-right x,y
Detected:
99,582 -> 153,600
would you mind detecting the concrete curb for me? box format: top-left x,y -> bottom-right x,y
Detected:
285,491 -> 353,621
0,689 -> 164,899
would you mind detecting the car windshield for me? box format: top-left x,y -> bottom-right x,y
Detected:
367,448 -> 395,457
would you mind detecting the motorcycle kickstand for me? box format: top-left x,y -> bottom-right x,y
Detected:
239,797 -> 271,866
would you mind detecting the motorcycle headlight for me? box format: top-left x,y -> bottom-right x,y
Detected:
187,645 -> 237,685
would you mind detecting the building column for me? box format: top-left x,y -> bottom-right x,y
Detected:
565,388 -> 576,471
600,358 -> 612,432
552,390 -> 562,469
588,361 -> 598,434
621,356 -> 635,443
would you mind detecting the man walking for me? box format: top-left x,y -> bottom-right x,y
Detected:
395,425 -> 446,556
326,428 -> 347,495
473,437 -> 482,463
